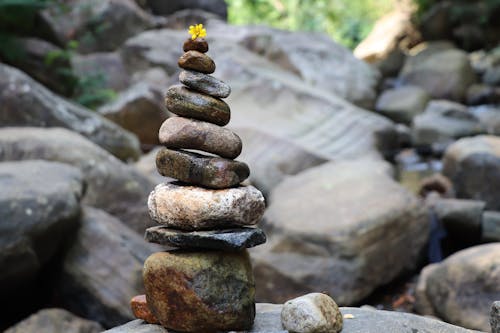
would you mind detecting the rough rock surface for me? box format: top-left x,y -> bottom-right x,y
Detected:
145,226 -> 266,250
148,182 -> 265,230
0,63 -> 140,161
4,308 -> 103,333
415,243 -> 500,331
443,135 -> 500,210
159,117 -> 241,159
179,70 -> 231,98
0,127 -> 154,233
281,293 -> 343,333
253,159 -> 429,305
155,148 -> 249,189
0,160 -> 83,294
143,250 -> 255,332
59,207 -> 161,328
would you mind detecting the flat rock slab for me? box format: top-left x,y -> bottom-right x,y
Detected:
145,226 -> 266,250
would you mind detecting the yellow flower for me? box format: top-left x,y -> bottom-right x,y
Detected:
188,24 -> 207,40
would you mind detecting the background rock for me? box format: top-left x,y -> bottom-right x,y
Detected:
142,0 -> 228,19
376,86 -> 430,125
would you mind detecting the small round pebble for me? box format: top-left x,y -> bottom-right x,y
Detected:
183,38 -> 209,53
178,50 -> 215,74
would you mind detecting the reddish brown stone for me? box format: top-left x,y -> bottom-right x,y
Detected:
183,38 -> 209,53
130,294 -> 159,324
178,51 -> 215,74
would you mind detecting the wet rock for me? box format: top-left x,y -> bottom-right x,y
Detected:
60,207 -> 161,328
443,135 -> 500,210
253,159 -> 429,305
183,38 -> 209,53
0,127 -> 155,233
482,211 -> 500,242
155,148 -> 249,189
376,86 -> 430,125
412,100 -> 483,146
178,50 -> 215,74
281,293 -> 343,333
0,63 -> 140,161
179,70 -> 231,98
130,295 -> 159,324
143,250 -> 255,332
4,308 -> 103,333
0,161 -> 83,295
415,243 -> 500,331
145,226 -> 266,250
159,117 -> 241,159
148,182 -> 265,230
165,85 -> 230,126
98,83 -> 167,146
492,301 -> 500,333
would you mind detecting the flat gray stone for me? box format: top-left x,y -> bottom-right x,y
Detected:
179,70 -> 231,98
145,226 -> 266,250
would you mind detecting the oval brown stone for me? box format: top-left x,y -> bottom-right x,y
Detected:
183,38 -> 208,53
159,117 -> 242,159
143,250 -> 255,332
178,50 -> 215,74
165,85 -> 230,126
179,70 -> 231,98
155,148 -> 249,188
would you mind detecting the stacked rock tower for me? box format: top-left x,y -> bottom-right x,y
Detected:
138,24 -> 267,332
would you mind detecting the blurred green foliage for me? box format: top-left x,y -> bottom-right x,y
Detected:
226,0 -> 394,49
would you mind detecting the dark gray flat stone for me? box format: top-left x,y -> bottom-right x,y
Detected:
145,226 -> 266,250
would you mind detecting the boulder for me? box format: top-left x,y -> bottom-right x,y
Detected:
252,159 -> 429,305
97,83 -> 167,146
59,207 -> 162,328
0,160 -> 83,295
0,63 -> 140,161
160,9 -> 223,30
415,243 -> 500,331
4,308 -> 103,333
412,100 -> 484,146
443,135 -> 500,210
0,127 -> 154,233
39,0 -> 154,53
143,0 -> 227,19
375,86 -> 430,125
400,44 -> 476,102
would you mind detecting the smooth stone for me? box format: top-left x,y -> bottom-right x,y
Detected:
147,181 -> 265,230
179,70 -> 231,98
183,38 -> 208,53
155,148 -> 249,189
165,85 -> 230,126
178,50 -> 215,74
143,250 -> 255,332
144,226 -> 266,250
159,117 -> 242,159
492,301 -> 500,333
281,293 -> 343,333
130,295 -> 159,324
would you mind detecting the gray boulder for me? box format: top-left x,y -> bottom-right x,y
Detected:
60,207 -> 162,328
252,159 -> 429,305
4,308 -> 103,333
415,243 -> 500,331
375,86 -> 430,125
0,127 -> 154,233
0,160 -> 83,294
0,63 -> 141,161
143,0 -> 227,19
443,135 -> 500,210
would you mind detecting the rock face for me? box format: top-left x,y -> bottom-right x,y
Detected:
0,127 -> 154,233
0,160 -> 83,295
253,159 -> 429,305
40,0 -> 154,53
98,83 -> 167,146
0,63 -> 141,161
400,45 -> 476,102
4,308 -> 103,333
281,293 -> 343,333
143,250 -> 255,332
376,86 -> 430,125
60,207 -> 161,328
415,243 -> 500,331
443,135 -> 500,210
147,182 -> 265,230
412,100 -> 483,146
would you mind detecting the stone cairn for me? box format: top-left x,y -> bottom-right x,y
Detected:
130,24 -> 267,332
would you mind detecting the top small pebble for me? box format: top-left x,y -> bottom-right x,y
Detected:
184,38 -> 208,53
